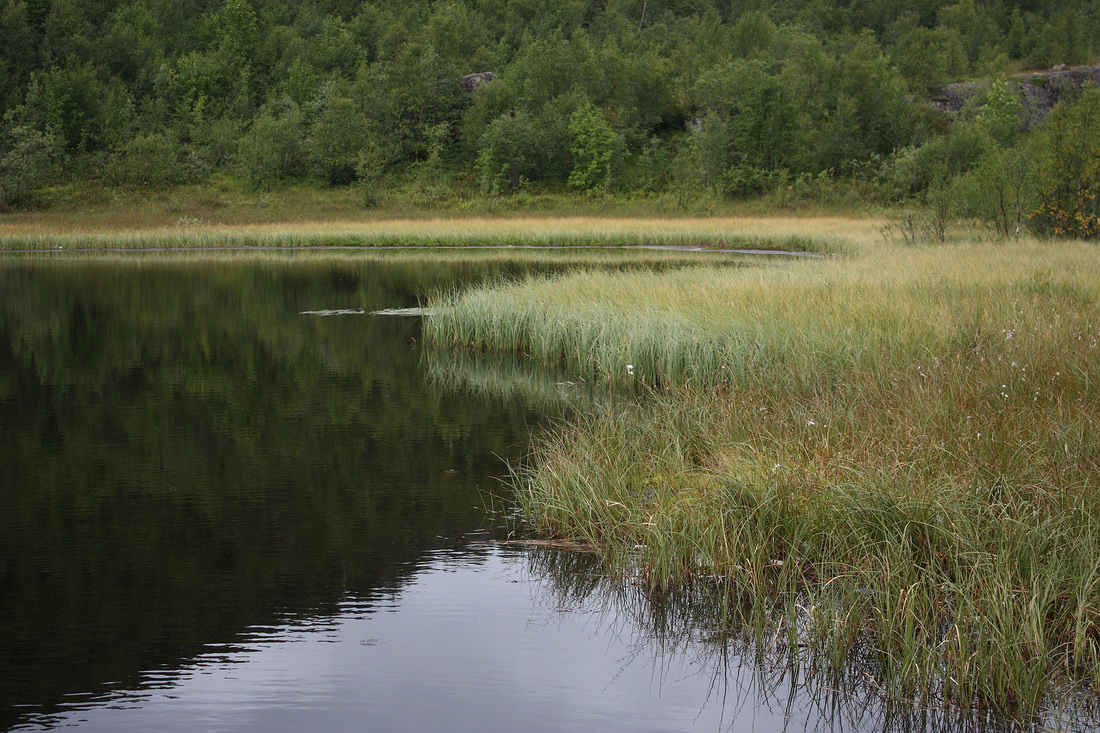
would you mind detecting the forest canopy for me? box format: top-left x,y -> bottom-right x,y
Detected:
0,0 -> 1098,236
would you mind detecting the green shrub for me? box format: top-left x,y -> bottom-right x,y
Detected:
236,104 -> 305,191
106,132 -> 189,188
567,103 -> 617,192
0,123 -> 61,207
475,110 -> 566,193
955,142 -> 1037,238
1030,88 -> 1100,239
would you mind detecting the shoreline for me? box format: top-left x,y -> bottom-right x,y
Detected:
0,243 -> 830,256
0,214 -> 871,255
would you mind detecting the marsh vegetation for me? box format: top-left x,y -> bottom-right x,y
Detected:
427,236 -> 1100,722
0,213 -> 844,253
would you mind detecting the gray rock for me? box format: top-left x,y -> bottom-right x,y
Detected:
931,65 -> 1100,129
459,71 -> 497,92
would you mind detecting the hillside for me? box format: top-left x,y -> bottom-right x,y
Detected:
0,0 -> 1098,237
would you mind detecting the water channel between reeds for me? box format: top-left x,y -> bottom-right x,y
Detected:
0,250 -> 1087,732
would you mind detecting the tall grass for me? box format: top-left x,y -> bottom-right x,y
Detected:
427,241 -> 1099,387
428,238 -> 1100,720
523,547 -> 1096,732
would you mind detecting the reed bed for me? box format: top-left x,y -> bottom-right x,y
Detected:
428,239 -> 1100,720
523,548 -> 1094,732
0,215 -> 855,253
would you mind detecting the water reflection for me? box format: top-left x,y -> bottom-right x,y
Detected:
0,251 -> 741,730
2,548 -> 855,733
0,254 -> 560,729
523,549 -> 1096,733
15,544 -> 1088,733
423,344 -> 607,412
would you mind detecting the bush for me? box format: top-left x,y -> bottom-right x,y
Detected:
567,103 -> 617,192
955,143 -> 1037,238
306,96 -> 371,185
886,123 -> 990,200
0,123 -> 62,207
106,133 -> 189,188
355,141 -> 397,207
475,110 -> 566,193
236,104 -> 305,191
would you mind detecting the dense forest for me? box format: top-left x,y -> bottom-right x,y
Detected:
0,0 -> 1098,236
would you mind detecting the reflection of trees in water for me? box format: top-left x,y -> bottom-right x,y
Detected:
0,254 -> 562,728
0,251 -> 751,728
524,548 -> 1096,733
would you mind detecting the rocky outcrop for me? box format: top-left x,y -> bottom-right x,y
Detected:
931,64 -> 1100,128
929,81 -> 986,113
459,72 -> 497,92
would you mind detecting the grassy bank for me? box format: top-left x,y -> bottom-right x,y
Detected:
426,238 -> 1100,719
0,213 -> 860,253
0,183 -> 883,252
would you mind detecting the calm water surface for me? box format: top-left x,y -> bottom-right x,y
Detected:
0,253 -> 1014,732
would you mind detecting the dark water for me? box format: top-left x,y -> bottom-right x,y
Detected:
0,253 -> 1071,733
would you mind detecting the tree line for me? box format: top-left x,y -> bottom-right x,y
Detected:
0,0 -> 1098,237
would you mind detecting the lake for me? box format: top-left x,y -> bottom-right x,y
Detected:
0,252 -> 1062,732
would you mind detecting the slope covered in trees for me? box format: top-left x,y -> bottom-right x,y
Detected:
0,0 -> 1098,236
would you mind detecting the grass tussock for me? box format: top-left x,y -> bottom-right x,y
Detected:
428,238 -> 1100,719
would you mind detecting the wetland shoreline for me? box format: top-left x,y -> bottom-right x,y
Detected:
0,212 -> 872,254
8,218 -> 1097,726
425,235 -> 1100,724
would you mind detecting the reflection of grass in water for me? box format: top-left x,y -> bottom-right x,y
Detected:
420,250 -> 754,410
424,346 -> 606,413
524,546 -> 1097,733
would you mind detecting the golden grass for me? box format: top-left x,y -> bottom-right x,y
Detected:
0,212 -> 884,253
